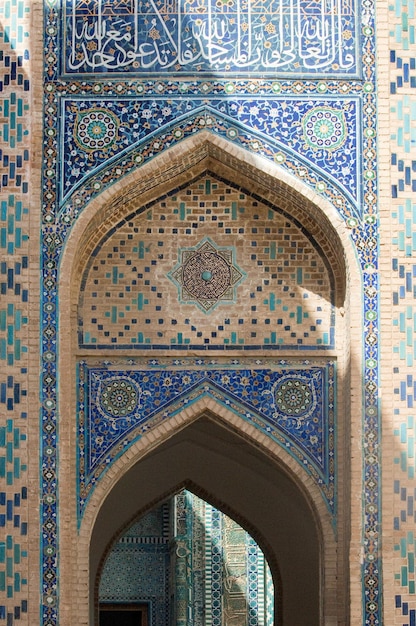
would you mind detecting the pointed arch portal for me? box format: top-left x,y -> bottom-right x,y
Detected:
55,135 -> 359,626
91,415 -> 320,625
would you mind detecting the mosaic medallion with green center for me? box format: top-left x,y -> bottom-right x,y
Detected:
267,372 -> 321,428
75,108 -> 119,152
168,237 -> 246,312
302,107 -> 346,151
99,378 -> 138,417
274,379 -> 313,416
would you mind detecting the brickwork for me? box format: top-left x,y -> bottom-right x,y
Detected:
1,0 -> 407,624
79,174 -> 333,349
380,0 -> 416,623
0,1 -> 41,624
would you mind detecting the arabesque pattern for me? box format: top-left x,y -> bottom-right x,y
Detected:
38,0 -> 380,624
77,358 -> 336,519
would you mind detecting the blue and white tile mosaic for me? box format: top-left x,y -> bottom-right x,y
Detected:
63,0 -> 359,77
39,0 -> 380,624
77,358 -> 336,518
60,97 -> 360,210
389,0 -> 416,620
100,540 -> 169,626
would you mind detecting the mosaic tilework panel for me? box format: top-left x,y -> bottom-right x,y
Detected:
0,1 -> 31,624
174,491 -> 190,626
99,503 -> 171,626
391,116 -> 416,620
173,491 -> 273,626
100,546 -> 170,616
60,97 -> 360,210
77,357 -> 336,520
389,0 -> 416,94
63,0 -> 359,77
79,175 -> 334,349
390,95 -> 416,199
188,493 -> 205,626
389,0 -> 416,623
40,0 -> 380,624
390,52 -> 416,93
124,503 -> 170,541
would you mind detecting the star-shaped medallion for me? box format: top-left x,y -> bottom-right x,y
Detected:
168,237 -> 246,313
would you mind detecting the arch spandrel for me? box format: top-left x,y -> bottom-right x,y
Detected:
60,100 -> 360,217
77,358 -> 336,523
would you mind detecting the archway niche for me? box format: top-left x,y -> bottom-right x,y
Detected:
97,486 -> 276,626
91,415 -> 321,626
58,134 -> 360,626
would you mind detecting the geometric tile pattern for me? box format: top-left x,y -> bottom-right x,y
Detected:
174,491 -> 191,626
100,546 -> 170,626
0,1 -> 31,624
0,0 -> 392,623
39,1 -> 380,625
167,237 -> 246,313
99,504 -> 171,626
389,0 -> 416,621
171,491 -> 273,626
77,358 -> 336,520
78,175 -> 335,349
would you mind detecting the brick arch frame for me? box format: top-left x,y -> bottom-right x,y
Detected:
89,406 -> 327,626
57,133 -> 362,626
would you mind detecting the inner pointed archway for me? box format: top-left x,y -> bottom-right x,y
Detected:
90,415 -> 325,626
98,488 -> 275,626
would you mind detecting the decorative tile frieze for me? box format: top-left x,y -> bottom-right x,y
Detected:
62,0 -> 359,78
39,0 -> 381,623
77,358 -> 336,521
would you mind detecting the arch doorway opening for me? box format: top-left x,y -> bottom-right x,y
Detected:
89,415 -> 327,626
99,603 -> 148,626
98,489 -> 274,626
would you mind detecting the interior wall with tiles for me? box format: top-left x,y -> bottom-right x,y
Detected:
98,492 -> 273,626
